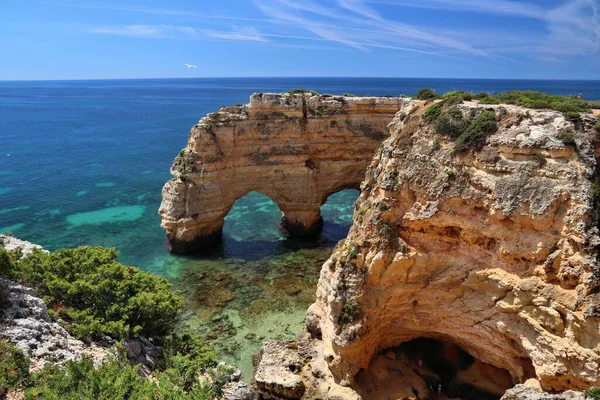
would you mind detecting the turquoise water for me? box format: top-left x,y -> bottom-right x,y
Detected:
2,78 -> 599,378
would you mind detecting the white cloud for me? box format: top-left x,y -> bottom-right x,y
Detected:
90,24 -> 197,38
206,27 -> 268,42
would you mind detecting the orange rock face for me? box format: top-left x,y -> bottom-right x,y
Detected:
310,101 -> 600,395
254,100 -> 600,400
159,93 -> 404,253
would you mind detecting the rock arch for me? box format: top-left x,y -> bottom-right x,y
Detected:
159,93 -> 405,254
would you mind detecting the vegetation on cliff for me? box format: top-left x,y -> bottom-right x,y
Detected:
1,246 -> 183,340
416,87 -> 599,114
422,100 -> 498,153
0,245 -> 233,399
0,338 -> 225,400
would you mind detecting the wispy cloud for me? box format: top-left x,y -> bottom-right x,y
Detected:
206,27 -> 268,42
365,0 -> 600,58
54,0 -> 600,62
90,24 -> 197,38
254,0 -> 487,56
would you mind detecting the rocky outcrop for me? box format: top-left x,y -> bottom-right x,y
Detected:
0,235 -> 108,370
254,100 -> 600,399
159,93 -> 404,253
1,278 -> 108,371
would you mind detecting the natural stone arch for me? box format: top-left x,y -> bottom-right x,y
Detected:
159,93 -> 406,254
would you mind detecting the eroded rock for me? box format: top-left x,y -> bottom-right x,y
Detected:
254,101 -> 600,398
159,93 -> 405,253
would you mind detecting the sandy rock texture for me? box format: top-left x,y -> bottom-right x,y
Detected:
159,93 -> 404,253
255,101 -> 600,398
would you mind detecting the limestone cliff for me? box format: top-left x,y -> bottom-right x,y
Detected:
255,100 -> 600,399
159,93 -> 404,253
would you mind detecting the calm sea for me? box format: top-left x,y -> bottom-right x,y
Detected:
1,77 -> 598,376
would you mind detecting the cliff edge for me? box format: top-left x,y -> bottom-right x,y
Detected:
254,99 -> 600,399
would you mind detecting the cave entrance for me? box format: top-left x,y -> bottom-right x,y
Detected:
353,338 -> 515,400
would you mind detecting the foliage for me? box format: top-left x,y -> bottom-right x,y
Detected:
172,149 -> 196,175
435,108 -> 468,139
563,111 -> 581,122
0,248 -> 17,278
415,88 -> 440,100
0,341 -> 30,390
24,347 -> 229,400
422,101 -> 444,123
442,90 -> 473,104
10,246 -> 183,341
594,121 -> 600,133
342,93 -> 355,97
423,100 -> 498,153
586,387 -> 600,400
480,90 -> 591,113
558,130 -> 575,145
453,110 -> 498,153
286,89 -> 319,96
339,301 -> 358,324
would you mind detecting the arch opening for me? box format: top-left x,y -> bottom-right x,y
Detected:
320,189 -> 360,243
353,338 -> 516,400
221,191 -> 286,258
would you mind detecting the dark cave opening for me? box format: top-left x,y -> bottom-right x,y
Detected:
353,338 -> 516,400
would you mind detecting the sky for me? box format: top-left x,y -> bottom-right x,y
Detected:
1,0 -> 599,80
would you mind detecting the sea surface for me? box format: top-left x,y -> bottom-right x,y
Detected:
1,77 -> 599,377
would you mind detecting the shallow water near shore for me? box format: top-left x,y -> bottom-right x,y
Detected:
2,78 -> 599,380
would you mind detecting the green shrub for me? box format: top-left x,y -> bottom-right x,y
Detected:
286,89 -> 319,96
563,111 -> 581,122
443,90 -> 472,102
24,347 -> 228,400
423,101 -> 444,123
594,121 -> 600,133
558,130 -> 575,145
474,92 -> 491,100
435,113 -> 466,139
339,301 -> 358,324
0,248 -> 17,278
586,387 -> 600,400
415,88 -> 440,100
490,91 -> 591,113
453,110 -> 498,153
0,341 -> 30,390
12,247 -> 183,340
342,93 -> 355,97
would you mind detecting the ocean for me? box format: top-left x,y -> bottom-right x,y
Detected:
1,77 -> 599,377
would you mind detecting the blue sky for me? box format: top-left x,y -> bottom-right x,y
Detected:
1,0 -> 599,80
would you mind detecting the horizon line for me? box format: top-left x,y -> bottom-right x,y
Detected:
2,76 -> 600,83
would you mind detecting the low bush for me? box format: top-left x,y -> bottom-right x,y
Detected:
10,246 -> 183,341
24,347 -> 225,400
586,387 -> 600,400
0,248 -> 17,278
563,111 -> 581,122
443,90 -> 473,102
286,89 -> 319,96
0,341 -> 30,391
453,110 -> 498,153
488,90 -> 591,113
423,101 -> 444,123
558,130 -> 575,145
594,121 -> 600,133
415,88 -> 440,100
